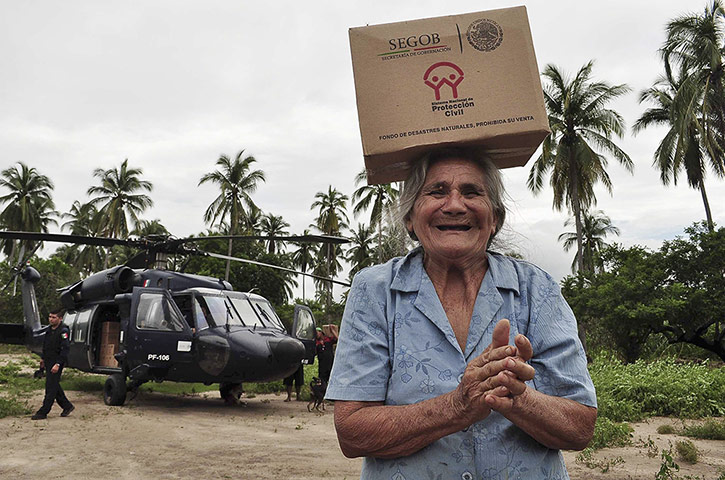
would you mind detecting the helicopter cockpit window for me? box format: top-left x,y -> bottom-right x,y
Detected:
294,309 -> 315,340
227,297 -> 264,328
199,296 -> 243,327
136,293 -> 186,332
250,299 -> 285,331
192,298 -> 210,331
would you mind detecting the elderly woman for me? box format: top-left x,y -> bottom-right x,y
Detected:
325,148 -> 597,479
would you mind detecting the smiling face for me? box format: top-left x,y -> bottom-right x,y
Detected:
406,157 -> 497,266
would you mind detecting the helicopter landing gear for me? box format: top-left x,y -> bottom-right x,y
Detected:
220,382 -> 245,405
103,373 -> 127,406
126,378 -> 146,402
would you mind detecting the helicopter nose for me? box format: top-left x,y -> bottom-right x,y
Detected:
269,337 -> 305,365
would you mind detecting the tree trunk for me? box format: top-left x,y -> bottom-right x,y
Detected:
225,238 -> 232,282
377,216 -> 383,264
569,159 -> 585,274
302,268 -> 306,301
698,178 -> 714,231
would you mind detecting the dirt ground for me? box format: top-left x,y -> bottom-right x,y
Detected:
1,379 -> 723,479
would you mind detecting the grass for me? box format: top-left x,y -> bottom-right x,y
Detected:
674,439 -> 699,464
0,344 -> 27,354
585,354 -> 725,452
589,416 -> 634,450
0,396 -> 31,417
575,449 -> 624,473
0,351 -> 324,406
657,424 -> 676,435
590,354 -> 725,422
681,418 -> 725,440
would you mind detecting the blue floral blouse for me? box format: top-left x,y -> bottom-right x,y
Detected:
326,248 -> 597,480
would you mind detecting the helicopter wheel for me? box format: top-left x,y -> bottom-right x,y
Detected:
104,373 -> 128,406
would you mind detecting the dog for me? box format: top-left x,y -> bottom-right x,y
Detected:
307,376 -> 327,412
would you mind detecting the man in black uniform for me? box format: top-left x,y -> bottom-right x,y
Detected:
31,308 -> 75,420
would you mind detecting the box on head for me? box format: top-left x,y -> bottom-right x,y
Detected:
349,6 -> 550,185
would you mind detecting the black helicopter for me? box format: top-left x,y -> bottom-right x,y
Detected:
0,231 -> 349,406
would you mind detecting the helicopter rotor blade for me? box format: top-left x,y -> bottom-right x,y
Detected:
0,231 -> 131,248
204,251 -> 351,287
182,234 -> 349,245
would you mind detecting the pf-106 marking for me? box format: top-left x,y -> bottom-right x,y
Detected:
147,354 -> 170,361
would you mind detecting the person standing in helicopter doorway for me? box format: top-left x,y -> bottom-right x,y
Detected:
32,308 -> 75,420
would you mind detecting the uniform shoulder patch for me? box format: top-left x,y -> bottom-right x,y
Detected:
62,332 -> 69,339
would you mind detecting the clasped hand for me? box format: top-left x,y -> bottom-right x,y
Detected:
451,318 -> 534,422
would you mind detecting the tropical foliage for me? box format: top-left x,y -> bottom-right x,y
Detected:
563,223 -> 725,362
528,61 -> 633,274
87,159 -> 153,239
310,186 -> 349,307
198,150 -> 266,280
351,170 -> 399,263
635,1 -> 725,230
559,210 -> 620,275
0,163 -> 57,263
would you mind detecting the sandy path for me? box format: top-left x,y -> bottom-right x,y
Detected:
0,390 -> 362,480
1,389 -> 722,479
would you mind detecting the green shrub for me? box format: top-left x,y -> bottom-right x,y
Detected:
589,416 -> 633,450
675,439 -> 699,464
589,354 -> 725,421
657,424 -> 676,435
0,397 -> 30,418
575,449 -> 624,473
0,344 -> 27,354
656,447 -> 680,480
681,418 -> 725,440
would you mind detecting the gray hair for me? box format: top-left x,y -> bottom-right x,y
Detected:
398,147 -> 507,248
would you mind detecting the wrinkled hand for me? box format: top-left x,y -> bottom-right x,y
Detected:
451,319 -> 534,423
483,321 -> 534,414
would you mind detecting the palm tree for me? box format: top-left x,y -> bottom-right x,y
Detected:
61,200 -> 103,274
634,66 -> 717,229
528,61 -> 633,273
199,150 -> 266,281
558,210 -> 620,275
260,213 -> 290,254
351,170 -> 399,262
291,229 -> 318,301
664,1 -> 725,159
650,1 -> 725,230
310,186 -> 349,304
243,205 -> 263,235
87,159 -> 153,239
132,219 -> 170,237
378,209 -> 413,261
346,223 -> 375,279
0,162 -> 57,263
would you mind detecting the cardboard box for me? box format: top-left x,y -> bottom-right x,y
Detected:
101,321 -> 120,343
99,343 -> 118,367
349,6 -> 549,184
322,324 -> 339,338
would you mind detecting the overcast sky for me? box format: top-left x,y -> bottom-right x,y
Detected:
2,1 -> 723,295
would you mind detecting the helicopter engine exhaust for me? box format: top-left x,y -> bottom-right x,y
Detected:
61,266 -> 142,309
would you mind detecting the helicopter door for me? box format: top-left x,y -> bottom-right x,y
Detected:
127,288 -> 194,371
291,305 -> 316,364
66,308 -> 94,370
